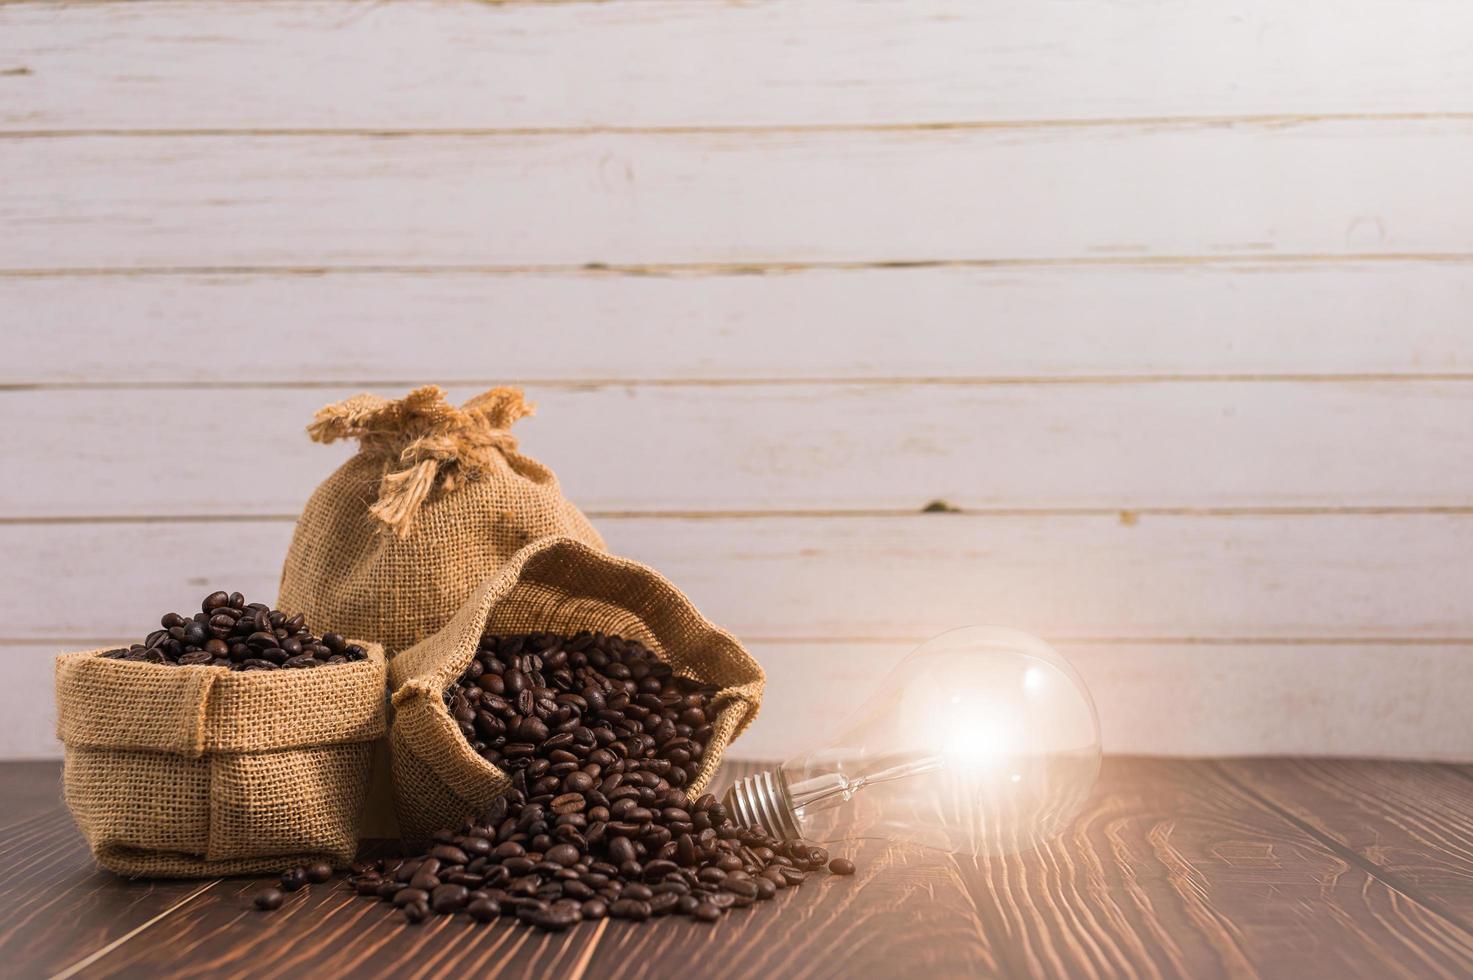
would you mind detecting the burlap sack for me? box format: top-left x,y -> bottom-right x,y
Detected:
56,645 -> 386,877
388,536 -> 764,847
278,385 -> 605,657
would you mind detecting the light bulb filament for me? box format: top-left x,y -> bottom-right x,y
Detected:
788,752 -> 945,818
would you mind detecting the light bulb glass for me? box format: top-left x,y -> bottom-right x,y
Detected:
726,626 -> 1101,857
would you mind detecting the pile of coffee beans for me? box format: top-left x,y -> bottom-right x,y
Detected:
100,591 -> 368,671
255,631 -> 855,930
445,630 -> 715,785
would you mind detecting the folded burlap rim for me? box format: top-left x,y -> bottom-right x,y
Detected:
388,536 -> 765,830
56,642 -> 388,757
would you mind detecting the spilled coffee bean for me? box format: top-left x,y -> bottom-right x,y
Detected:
255,631 -> 856,930
99,591 -> 367,671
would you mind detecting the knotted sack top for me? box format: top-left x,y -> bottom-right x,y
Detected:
309,385 -> 535,538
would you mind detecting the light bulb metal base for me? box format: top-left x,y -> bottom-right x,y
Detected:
723,767 -> 803,841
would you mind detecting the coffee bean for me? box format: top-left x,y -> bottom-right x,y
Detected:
393,888 -> 430,907
721,877 -> 759,899
545,843 -> 581,867
338,631 -> 853,933
828,858 -> 856,876
101,592 -> 368,672
431,884 -> 469,913
529,904 -> 582,931
610,898 -> 651,921
429,844 -> 468,865
467,897 -> 501,922
279,867 -> 308,892
305,861 -> 334,884
253,888 -> 285,910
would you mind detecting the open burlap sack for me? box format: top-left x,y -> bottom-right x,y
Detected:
56,645 -> 386,878
388,536 -> 764,847
278,385 -> 604,658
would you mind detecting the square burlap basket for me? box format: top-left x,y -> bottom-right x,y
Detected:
56,644 -> 387,878
388,536 -> 764,847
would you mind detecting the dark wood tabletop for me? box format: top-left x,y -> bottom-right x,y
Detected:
4,757 -> 1472,979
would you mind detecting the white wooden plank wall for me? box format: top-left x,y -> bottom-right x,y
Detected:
1,0 -> 1470,762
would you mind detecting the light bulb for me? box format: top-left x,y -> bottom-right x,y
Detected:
725,626 -> 1101,857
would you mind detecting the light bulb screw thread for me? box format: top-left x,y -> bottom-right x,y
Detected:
722,767 -> 803,841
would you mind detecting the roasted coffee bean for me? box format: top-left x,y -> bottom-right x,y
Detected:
100,592 -> 368,672
337,630 -> 851,932
467,897 -> 501,922
402,902 -> 429,924
253,888 -> 285,911
529,904 -> 582,931
545,843 -> 581,867
305,861 -> 334,884
648,892 -> 680,916
279,867 -> 308,892
828,857 -> 856,876
721,877 -> 759,899
430,844 -> 469,865
610,898 -> 651,921
393,888 -> 430,907
431,884 -> 470,913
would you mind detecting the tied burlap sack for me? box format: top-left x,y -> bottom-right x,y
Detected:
56,645 -> 386,878
278,385 -> 605,657
388,536 -> 764,846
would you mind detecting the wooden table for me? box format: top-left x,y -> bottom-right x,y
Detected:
5,758 -> 1472,979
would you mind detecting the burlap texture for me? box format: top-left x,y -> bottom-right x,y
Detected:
55,644 -> 386,878
278,385 -> 605,657
388,536 -> 765,847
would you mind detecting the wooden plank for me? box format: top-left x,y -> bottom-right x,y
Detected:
1216,759 -> 1473,912
63,873 -> 608,980
737,642 -> 1473,764
570,766 -> 994,980
0,760 -> 62,827
4,514 -> 1471,643
0,645 -> 61,759
11,641 -> 1472,763
69,760 -> 993,979
7,761 -> 1473,978
5,263 -> 1473,385
0,797 -> 217,980
4,1 -> 1473,131
4,381 -> 1471,518
959,757 -> 1473,978
5,121 -> 1473,270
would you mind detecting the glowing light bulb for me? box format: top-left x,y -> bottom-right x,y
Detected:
724,626 -> 1101,857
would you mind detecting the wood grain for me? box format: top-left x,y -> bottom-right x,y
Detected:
5,514 -> 1471,643
0,803 -> 218,980
5,121 -> 1473,271
7,263 -> 1472,385
7,759 -> 1473,979
4,381 -> 1470,518
4,1 -> 1473,131
961,758 -> 1473,979
1216,759 -> 1473,912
